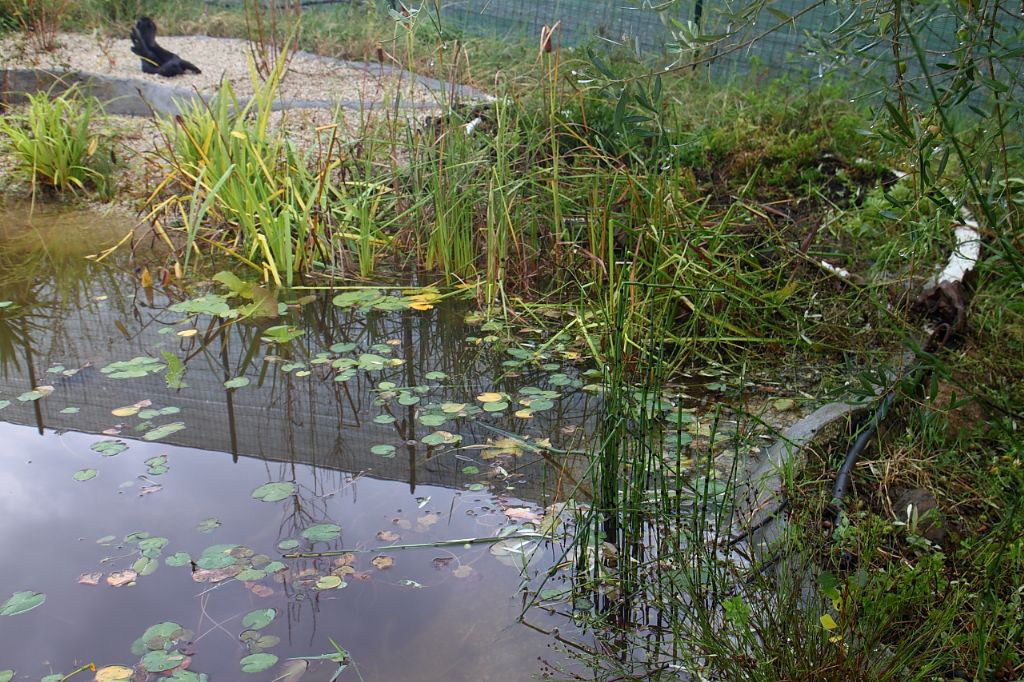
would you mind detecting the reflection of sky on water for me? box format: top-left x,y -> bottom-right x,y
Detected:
0,424 -> 576,681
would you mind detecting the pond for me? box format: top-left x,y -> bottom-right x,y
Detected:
0,203 -> 599,681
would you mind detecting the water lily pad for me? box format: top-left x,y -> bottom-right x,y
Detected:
142,422 -> 186,441
139,406 -> 181,419
482,401 -> 509,413
0,671 -> 13,682
0,400 -> 11,410
0,590 -> 45,616
167,672 -> 208,682
277,539 -> 299,551
418,413 -> 447,427
197,517 -> 220,533
422,431 -> 461,447
302,523 -> 341,542
241,608 -> 276,631
261,325 -> 301,344
224,376 -> 250,389
73,468 -> 97,482
357,353 -> 387,371
424,370 -> 447,381
374,414 -> 396,425
133,556 -> 159,576
17,389 -> 48,402
462,465 -> 480,474
370,444 -> 396,458
330,342 -> 357,353
102,356 -> 165,379
169,294 -> 236,318
165,552 -> 191,567
251,481 -> 296,503
142,650 -> 185,673
315,575 -> 344,590
476,392 -> 504,403
240,653 -> 278,673
264,561 -> 287,573
91,439 -> 128,457
94,663 -> 136,680
235,568 -> 267,582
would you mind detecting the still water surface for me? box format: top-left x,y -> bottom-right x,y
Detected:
0,204 -> 596,681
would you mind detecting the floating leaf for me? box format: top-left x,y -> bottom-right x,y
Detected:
165,552 -> 191,567
262,325 -> 301,344
133,557 -> 159,576
482,401 -> 509,413
73,468 -> 98,482
0,671 -> 12,682
462,465 -> 480,475
197,517 -> 220,533
302,524 -> 341,542
315,575 -> 344,590
240,653 -> 278,673
78,572 -> 102,585
17,389 -> 48,402
332,289 -> 383,309
241,608 -> 277,631
142,650 -> 185,673
0,400 -> 10,410
370,444 -> 396,458
421,431 -> 461,447
424,370 -> 447,381
224,376 -> 250,389
107,570 -> 137,587
139,407 -> 181,419
371,556 -> 394,570
94,666 -> 134,682
251,481 -> 296,503
169,294 -> 236,318
235,568 -> 267,582
91,439 -> 128,457
357,353 -> 387,371
277,539 -> 299,551
142,422 -> 186,441
0,590 -> 45,616
102,356 -> 165,379
373,414 -> 396,425
476,392 -> 503,403
167,672 -> 208,682
161,352 -> 188,389
418,413 -> 447,427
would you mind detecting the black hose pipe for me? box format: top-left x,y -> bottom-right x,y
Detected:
829,390 -> 897,528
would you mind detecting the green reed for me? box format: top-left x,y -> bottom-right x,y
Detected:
0,85 -> 110,196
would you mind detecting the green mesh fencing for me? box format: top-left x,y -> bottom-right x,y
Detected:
212,0 -> 1018,102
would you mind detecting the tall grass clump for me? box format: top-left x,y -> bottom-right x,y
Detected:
151,52 -> 338,285
0,0 -> 69,50
0,85 -> 111,196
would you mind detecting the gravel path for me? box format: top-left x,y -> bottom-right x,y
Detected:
0,32 -> 448,106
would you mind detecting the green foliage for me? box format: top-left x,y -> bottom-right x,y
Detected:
0,86 -> 112,196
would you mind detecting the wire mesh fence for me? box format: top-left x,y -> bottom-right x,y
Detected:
211,0 -> 1016,104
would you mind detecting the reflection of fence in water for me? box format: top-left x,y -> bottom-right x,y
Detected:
0,268 -> 599,501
